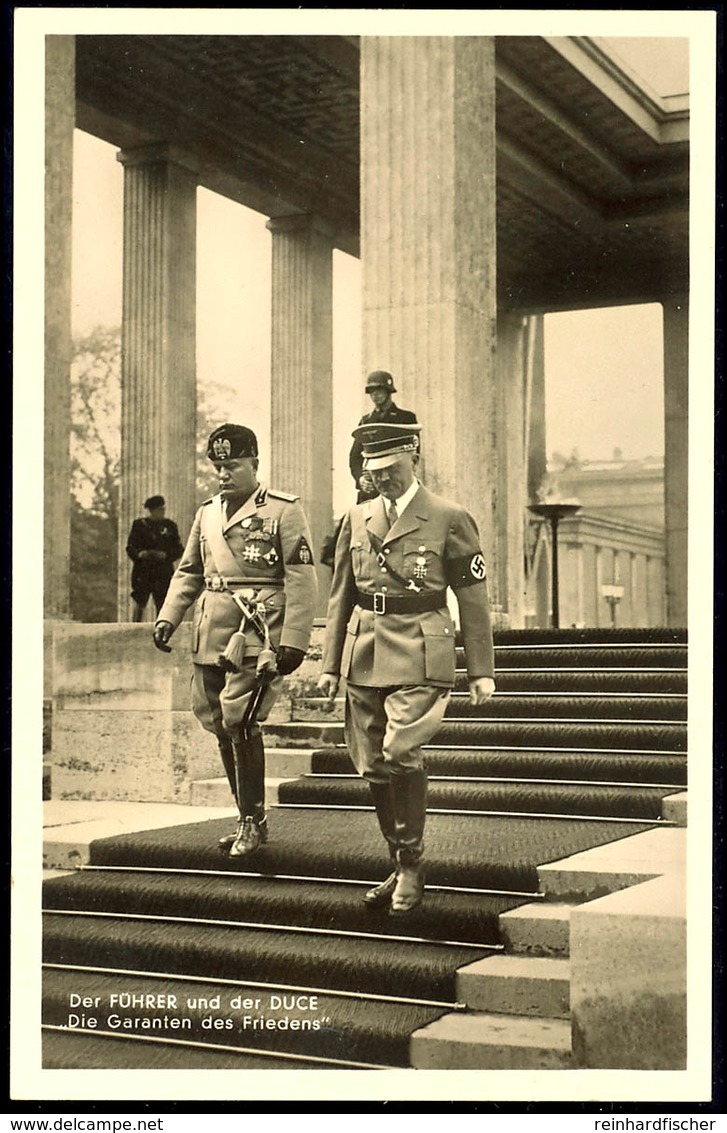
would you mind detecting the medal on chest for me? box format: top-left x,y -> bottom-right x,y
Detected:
413,555 -> 428,580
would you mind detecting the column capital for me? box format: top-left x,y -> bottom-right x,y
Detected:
116,142 -> 200,176
266,213 -> 335,239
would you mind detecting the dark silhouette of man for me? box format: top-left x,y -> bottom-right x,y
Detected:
126,495 -> 184,621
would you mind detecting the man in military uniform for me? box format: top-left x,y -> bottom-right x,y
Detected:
153,424 -> 318,857
349,371 -> 418,504
318,422 -> 495,916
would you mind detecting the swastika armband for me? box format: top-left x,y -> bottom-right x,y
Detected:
446,552 -> 487,588
286,535 -> 315,565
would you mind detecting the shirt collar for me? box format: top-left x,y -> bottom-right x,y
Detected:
380,477 -> 419,518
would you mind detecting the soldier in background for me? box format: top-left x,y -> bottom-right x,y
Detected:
126,495 -> 184,621
320,370 -> 419,568
348,371 -> 418,504
318,422 -> 495,916
153,425 -> 318,857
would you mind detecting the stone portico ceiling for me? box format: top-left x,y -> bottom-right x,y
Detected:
74,33 -> 689,312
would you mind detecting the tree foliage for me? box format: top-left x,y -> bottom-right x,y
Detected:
69,327 -> 121,621
68,326 -> 242,620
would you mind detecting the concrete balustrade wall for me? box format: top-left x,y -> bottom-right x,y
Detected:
48,621 -> 328,803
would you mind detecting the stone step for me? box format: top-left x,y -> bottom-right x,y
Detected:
292,697 -> 345,723
456,955 -> 570,1018
662,791 -> 687,826
537,826 -> 686,903
409,1011 -> 572,1069
499,901 -> 572,956
190,776 -> 295,809
42,801 -> 237,871
263,721 -> 344,748
188,749 -> 316,807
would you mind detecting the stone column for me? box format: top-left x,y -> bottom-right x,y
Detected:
45,36 -> 75,621
525,315 -> 547,503
496,313 -> 528,626
267,214 -> 334,612
663,298 -> 688,627
360,38 -> 504,607
576,543 -> 585,628
116,145 -> 198,620
594,547 -> 604,629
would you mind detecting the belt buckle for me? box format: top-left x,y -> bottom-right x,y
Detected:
211,575 -> 224,592
373,591 -> 386,615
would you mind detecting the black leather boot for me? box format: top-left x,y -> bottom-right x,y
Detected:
389,768 -> 427,916
363,780 -> 398,907
229,728 -> 268,857
217,735 -> 243,849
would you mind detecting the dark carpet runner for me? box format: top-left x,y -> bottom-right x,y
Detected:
43,968 -> 437,1068
80,808 -> 654,892
278,776 -> 677,819
310,746 -> 687,786
42,627 -> 687,1070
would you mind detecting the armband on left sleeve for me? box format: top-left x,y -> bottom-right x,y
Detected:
446,551 -> 487,589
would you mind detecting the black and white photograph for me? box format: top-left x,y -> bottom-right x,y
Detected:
10,6 -> 718,1108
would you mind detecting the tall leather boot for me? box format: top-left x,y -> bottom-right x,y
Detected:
217,735 -> 243,850
229,727 -> 268,858
389,768 -> 427,917
363,780 -> 398,908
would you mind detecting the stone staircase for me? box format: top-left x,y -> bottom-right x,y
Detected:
42,627 -> 687,1070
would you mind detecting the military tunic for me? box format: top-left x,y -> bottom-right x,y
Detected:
158,484 -> 318,734
322,483 -> 494,780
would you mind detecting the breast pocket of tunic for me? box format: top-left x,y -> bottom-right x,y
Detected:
402,538 -> 445,587
340,607 -> 361,678
420,609 -> 456,684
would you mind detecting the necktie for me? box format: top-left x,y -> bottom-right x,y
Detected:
387,501 -> 398,529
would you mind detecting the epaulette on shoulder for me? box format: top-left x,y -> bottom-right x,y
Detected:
267,488 -> 300,503
201,497 -> 215,506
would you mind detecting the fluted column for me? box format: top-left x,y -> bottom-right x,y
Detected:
45,36 -> 75,619
361,37 -> 502,604
116,145 -> 198,620
267,213 -> 334,611
663,297 -> 688,627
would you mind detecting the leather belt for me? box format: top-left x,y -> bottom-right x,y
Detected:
204,575 -> 283,592
356,589 -> 447,615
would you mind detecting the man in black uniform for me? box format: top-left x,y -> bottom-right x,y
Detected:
126,495 -> 184,621
349,371 -> 418,504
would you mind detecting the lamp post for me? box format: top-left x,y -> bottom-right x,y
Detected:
528,501 -> 581,629
601,583 -> 625,627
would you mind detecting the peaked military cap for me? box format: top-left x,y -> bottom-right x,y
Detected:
207,424 -> 258,462
144,494 -> 165,510
365,370 -> 397,394
352,421 -> 422,471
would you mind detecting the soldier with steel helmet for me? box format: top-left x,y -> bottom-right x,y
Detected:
318,420 -> 495,916
153,424 -> 318,857
348,371 -> 418,504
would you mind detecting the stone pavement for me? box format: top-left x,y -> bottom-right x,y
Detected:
43,798 -> 237,873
